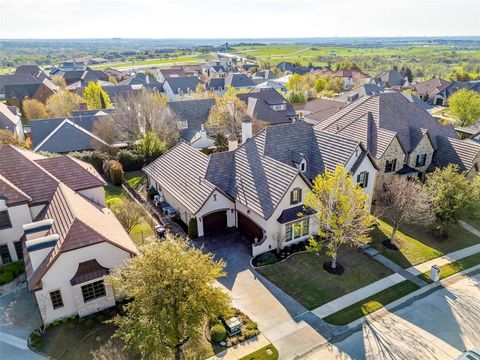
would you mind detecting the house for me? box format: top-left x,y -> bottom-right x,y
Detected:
294,98 -> 347,126
401,93 -> 434,112
0,145 -> 137,324
237,88 -> 296,125
276,62 -> 319,75
103,68 -> 128,82
413,78 -> 450,103
315,92 -> 472,198
206,65 -> 227,77
118,73 -> 163,92
371,69 -> 408,88
30,111 -> 115,153
335,84 -> 385,103
0,103 -> 24,140
428,81 -> 472,106
163,76 -> 200,101
206,78 -> 226,95
0,74 -> 55,106
252,70 -> 277,81
15,65 -> 49,82
157,68 -> 189,83
167,99 -> 215,149
455,120 -> 480,142
143,119 -> 378,256
224,73 -> 255,91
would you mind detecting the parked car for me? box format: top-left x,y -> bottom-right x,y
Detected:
457,349 -> 480,360
162,206 -> 178,219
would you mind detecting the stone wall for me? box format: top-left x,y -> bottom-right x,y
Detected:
73,278 -> 116,318
408,134 -> 435,175
373,137 -> 406,199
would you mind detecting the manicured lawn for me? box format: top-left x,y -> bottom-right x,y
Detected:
323,281 -> 420,326
257,249 -> 393,310
370,219 -> 480,269
418,252 -> 480,283
239,344 -> 279,360
124,170 -> 146,191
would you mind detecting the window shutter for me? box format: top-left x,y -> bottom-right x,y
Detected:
365,172 -> 369,187
290,190 -> 294,204
357,174 -> 361,183
298,189 -> 302,203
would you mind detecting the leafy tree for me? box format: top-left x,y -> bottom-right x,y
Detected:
135,131 -> 166,164
83,82 -> 112,110
448,89 -> 480,127
0,130 -> 30,149
314,78 -> 326,94
286,74 -> 307,92
334,61 -> 361,71
108,236 -> 230,360
22,98 -> 49,120
305,166 -> 373,272
51,75 -> 67,89
400,66 -> 414,82
214,133 -> 228,152
377,177 -> 434,247
45,89 -> 83,117
205,87 -> 248,136
323,74 -> 345,93
112,199 -> 143,233
425,165 -> 480,234
287,90 -> 307,104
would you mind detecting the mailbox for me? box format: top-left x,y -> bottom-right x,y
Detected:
430,265 -> 441,282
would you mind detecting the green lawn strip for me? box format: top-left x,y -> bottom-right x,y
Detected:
257,249 -> 393,310
418,252 -> 480,283
370,219 -> 480,269
323,281 -> 420,326
123,170 -> 146,191
239,344 -> 279,360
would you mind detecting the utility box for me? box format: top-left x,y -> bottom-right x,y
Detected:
430,265 -> 441,282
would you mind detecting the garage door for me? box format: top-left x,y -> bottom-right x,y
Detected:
237,212 -> 263,242
203,211 -> 227,235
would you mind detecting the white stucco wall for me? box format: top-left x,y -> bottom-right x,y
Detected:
34,241 -> 131,324
79,187 -> 106,207
29,204 -> 46,220
345,146 -> 377,207
0,203 -> 32,263
190,131 -> 215,149
196,190 -> 235,237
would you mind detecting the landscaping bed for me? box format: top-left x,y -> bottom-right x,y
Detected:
370,219 -> 480,269
257,248 -> 393,310
323,281 -> 420,326
0,261 -> 24,285
418,252 -> 480,283
252,239 -> 313,267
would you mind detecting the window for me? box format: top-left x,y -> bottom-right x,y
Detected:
0,245 -> 11,264
14,241 -> 23,260
81,280 -> 106,303
415,154 -> 427,167
290,188 -> 302,205
357,171 -> 369,188
177,119 -> 188,129
0,210 -> 12,230
300,161 -> 306,172
285,218 -> 310,241
385,159 -> 397,173
49,290 -> 64,309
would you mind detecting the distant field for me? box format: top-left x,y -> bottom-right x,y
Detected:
92,53 -> 211,70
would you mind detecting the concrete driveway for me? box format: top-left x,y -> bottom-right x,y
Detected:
0,285 -> 44,360
195,230 -> 329,359
301,272 -> 480,360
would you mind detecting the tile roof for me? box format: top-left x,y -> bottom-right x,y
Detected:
167,99 -> 214,141
0,174 -> 31,206
34,156 -> 106,191
225,73 -> 255,88
372,69 -> 406,88
0,74 -> 40,93
206,77 -> 225,89
0,102 -> 21,132
335,84 -> 385,103
70,259 -> 110,286
414,78 -> 449,98
164,76 -> 200,94
430,137 -> 480,173
277,205 -> 315,224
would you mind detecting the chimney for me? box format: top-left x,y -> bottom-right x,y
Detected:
23,219 -> 54,241
79,102 -> 88,110
146,75 -> 150,84
241,115 -> 253,144
228,134 -> 238,151
25,234 -> 59,271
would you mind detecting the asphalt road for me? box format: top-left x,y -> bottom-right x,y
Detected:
300,272 -> 480,360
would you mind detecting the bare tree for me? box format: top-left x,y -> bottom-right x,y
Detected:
112,199 -> 143,233
377,176 -> 434,248
114,88 -> 179,146
92,116 -> 118,155
272,232 -> 286,255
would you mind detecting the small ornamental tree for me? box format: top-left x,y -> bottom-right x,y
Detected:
135,131 -> 166,164
113,199 -> 143,233
205,88 -> 247,136
305,166 -> 373,274
22,99 -> 49,120
214,133 -> 228,152
102,159 -> 123,185
107,236 -> 230,360
83,82 -> 112,110
45,89 -> 83,117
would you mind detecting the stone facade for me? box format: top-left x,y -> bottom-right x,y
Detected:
373,136 -> 406,199
73,277 -> 116,318
408,134 -> 435,175
467,153 -> 480,179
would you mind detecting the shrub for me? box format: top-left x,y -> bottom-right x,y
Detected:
52,320 -> 60,326
0,261 -> 25,284
188,218 -> 198,239
245,322 -> 257,331
70,151 -> 110,172
208,315 -> 222,328
255,252 -> 278,267
117,150 -> 145,171
84,318 -> 95,329
210,324 -> 227,343
96,313 -> 106,323
0,271 -> 14,285
103,160 -> 124,185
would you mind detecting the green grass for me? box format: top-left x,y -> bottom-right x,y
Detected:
124,170 -> 146,191
323,281 -> 420,326
92,54 -> 208,69
239,344 -> 279,360
257,248 -> 393,310
370,219 -> 480,269
418,252 -> 480,283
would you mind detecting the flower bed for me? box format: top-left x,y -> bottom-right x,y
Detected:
207,308 -> 259,348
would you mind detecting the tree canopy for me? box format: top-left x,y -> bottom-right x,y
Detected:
448,89 -> 480,127
205,87 -> 248,136
45,89 -> 83,117
22,98 -> 49,120
83,82 -> 112,110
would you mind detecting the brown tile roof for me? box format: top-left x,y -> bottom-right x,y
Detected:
430,137 -> 480,173
0,175 -> 31,206
0,145 -> 59,205
35,156 -> 106,191
24,184 -> 137,291
70,259 -> 109,286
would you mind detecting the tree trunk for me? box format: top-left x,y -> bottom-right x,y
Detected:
390,225 -> 398,246
331,255 -> 337,269
174,347 -> 182,360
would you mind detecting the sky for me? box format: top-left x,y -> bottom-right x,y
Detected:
1,0 -> 479,39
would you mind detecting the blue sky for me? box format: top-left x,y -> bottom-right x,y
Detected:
1,0 -> 479,38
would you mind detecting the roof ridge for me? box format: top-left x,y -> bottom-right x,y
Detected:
0,173 -> 32,201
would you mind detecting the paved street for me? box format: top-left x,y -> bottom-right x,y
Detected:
300,272 -> 480,360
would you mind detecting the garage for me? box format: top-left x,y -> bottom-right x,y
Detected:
203,211 -> 228,235
237,212 -> 263,242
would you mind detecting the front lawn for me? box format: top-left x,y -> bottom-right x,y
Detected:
123,171 -> 146,191
257,249 -> 393,310
240,344 -> 279,360
370,219 -> 480,269
323,281 -> 419,326
418,252 -> 480,283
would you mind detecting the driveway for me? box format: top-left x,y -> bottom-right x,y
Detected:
195,230 -> 329,359
301,272 -> 480,359
0,285 -> 44,360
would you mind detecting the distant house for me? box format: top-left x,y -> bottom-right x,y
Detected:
118,73 -> 163,91
456,120 -> 480,142
0,74 -> 55,107
428,81 -> 475,107
0,103 -> 24,140
157,68 -> 189,83
294,98 -> 347,126
330,69 -> 369,90
206,65 -> 226,77
238,88 -> 296,125
63,68 -> 111,90
163,76 -> 200,101
15,65 -> 49,82
103,68 -> 128,82
205,78 -> 226,95
167,99 -> 216,149
413,78 -> 450,103
371,69 -> 408,88
252,70 -> 277,81
335,84 -> 385,103
276,62 -> 320,75
224,73 -> 255,91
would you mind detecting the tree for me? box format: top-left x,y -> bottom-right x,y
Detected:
400,66 -> 414,83
114,88 -> 179,146
22,98 -> 49,120
334,61 -> 361,71
305,166 -> 373,272
45,89 -> 83,117
205,87 -> 248,136
286,74 -> 307,92
112,199 -> 143,233
377,177 -> 434,248
425,165 -> 480,235
323,74 -> 345,93
214,133 -> 228,152
83,82 -> 112,110
448,89 -> 480,127
108,236 -> 230,360
287,90 -> 307,104
272,232 -> 286,255
92,116 -> 118,155
136,131 -> 166,164
314,78 -> 326,94
51,75 -> 67,89
0,130 -> 30,149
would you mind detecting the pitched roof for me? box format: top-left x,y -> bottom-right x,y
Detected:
0,102 -> 21,132
34,156 -> 106,191
24,183 -> 137,291
14,65 -> 49,82
414,78 -> 449,98
70,259 -> 109,286
430,137 -> 480,173
245,98 -> 291,125
0,174 -> 31,206
206,77 -> 225,89
167,99 -> 214,141
238,88 -> 295,123
294,98 -> 347,124
225,73 -> 255,88
0,74 -> 40,93
335,84 -> 385,103
456,120 -> 480,137
164,76 -> 200,94
373,69 -> 406,88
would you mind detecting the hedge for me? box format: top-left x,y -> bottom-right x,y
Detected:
117,150 -> 145,171
188,218 -> 198,239
103,160 -> 124,186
